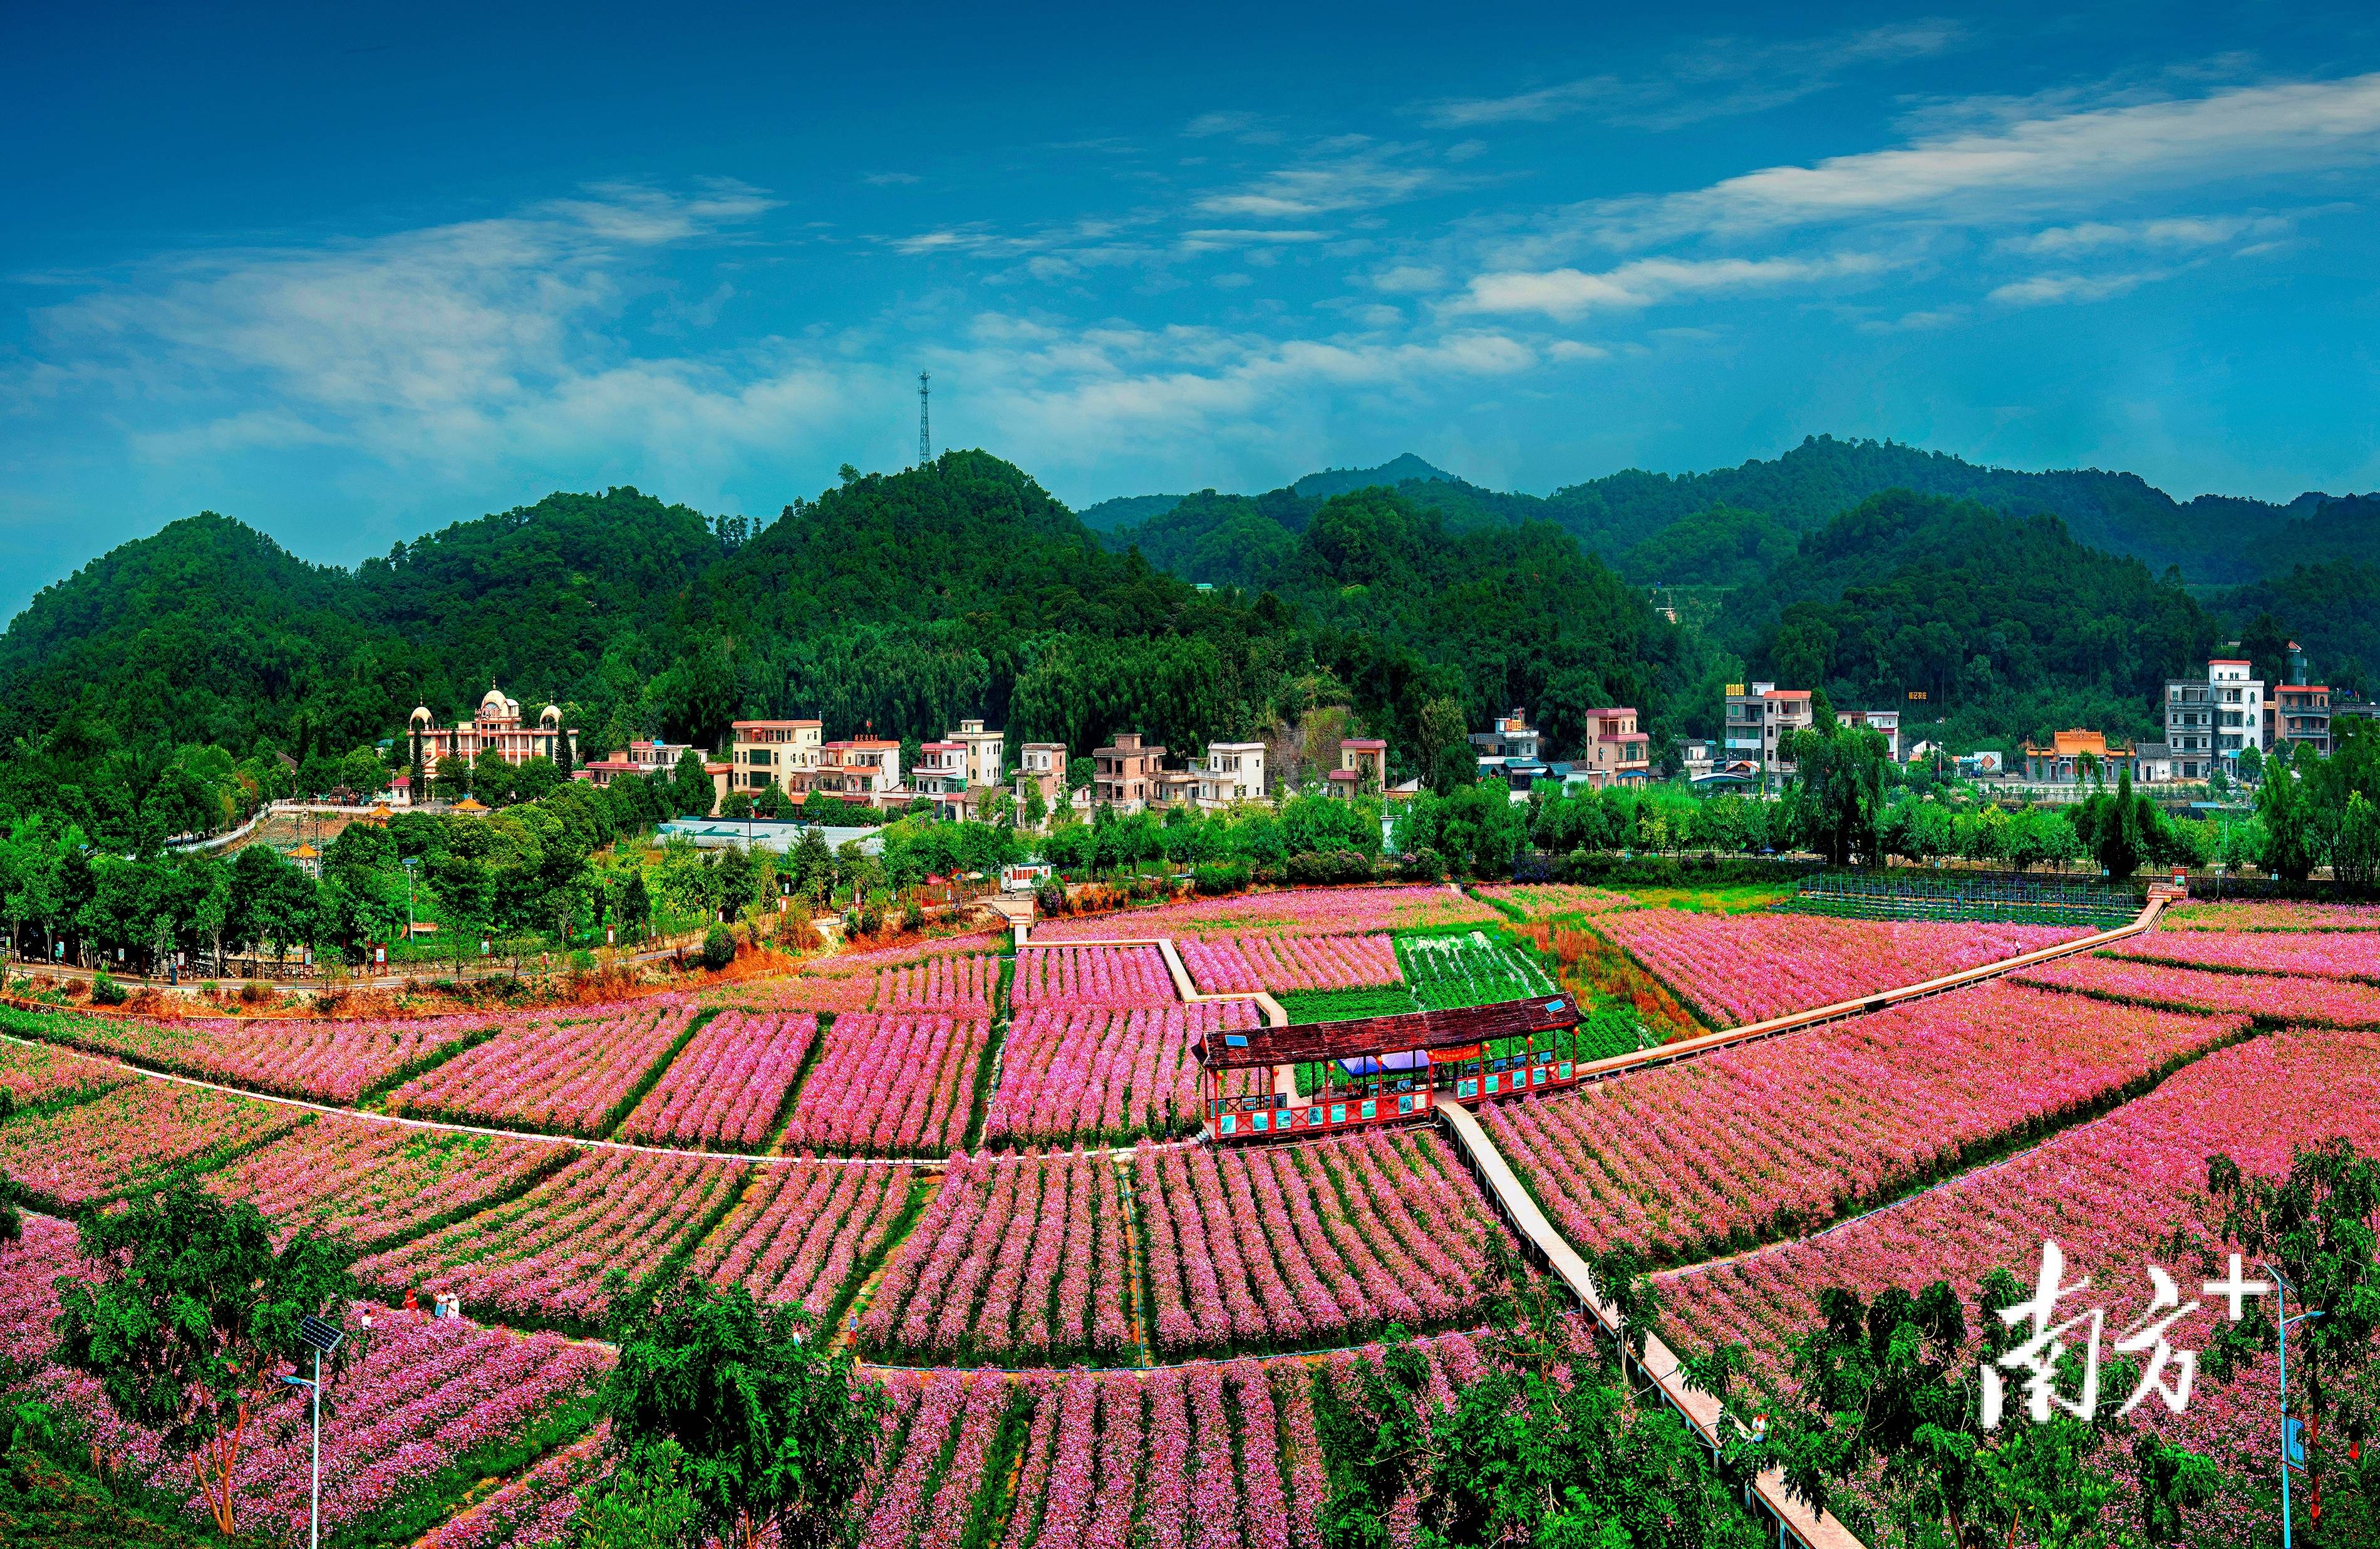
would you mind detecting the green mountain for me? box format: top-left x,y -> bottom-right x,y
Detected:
0,452 -> 1689,836
1290,453 -> 1457,501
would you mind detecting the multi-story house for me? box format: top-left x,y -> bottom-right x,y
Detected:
1014,742 -> 1068,814
1839,708 -> 1901,760
950,718 -> 1007,788
2165,657 -> 2265,780
1721,683 -> 1813,787
1325,737 -> 1386,799
1155,767 -> 1203,807
820,737 -> 903,798
2270,683 -> 2333,759
1469,709 -> 1541,765
1092,731 -> 1166,813
913,740 -> 968,794
1198,742 -> 1268,807
728,719 -> 823,798
408,683 -> 578,771
1576,708 -> 1650,787
580,738 -> 705,789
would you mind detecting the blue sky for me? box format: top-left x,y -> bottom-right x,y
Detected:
5,1 -> 2379,618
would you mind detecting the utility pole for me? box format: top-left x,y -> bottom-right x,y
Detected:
918,371 -> 931,468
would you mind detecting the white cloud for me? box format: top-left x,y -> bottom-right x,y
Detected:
1194,144 -> 1458,219
2004,214 -> 2291,252
1988,271 -> 2158,306
1371,264 -> 1445,293
1451,253 -> 1891,319
1586,72 -> 2380,245
1546,339 -> 1608,361
862,171 -> 921,186
1422,21 -> 1963,130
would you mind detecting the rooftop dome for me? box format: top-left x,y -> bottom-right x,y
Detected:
408,705 -> 433,727
540,703 -> 562,727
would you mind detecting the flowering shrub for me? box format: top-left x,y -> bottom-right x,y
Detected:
1135,1129 -> 1514,1358
0,1003 -> 490,1102
0,1035 -> 129,1109
1655,1028 -> 2380,1548
863,1151 -> 1129,1364
1178,933 -> 1402,995
2014,953 -> 2380,1025
1593,910 -> 2092,1025
984,1000 -> 1259,1146
1011,945 -> 1177,1007
2110,927 -> 2380,982
1487,980 -> 2247,1263
691,1158 -> 916,1317
0,1079 -> 299,1210
614,1009 -> 817,1149
207,1113 -> 575,1251
385,1000 -> 695,1136
2166,899 -> 2380,931
1030,883 -> 1496,941
1474,883 -> 1640,919
359,1149 -> 748,1329
775,1013 -> 988,1156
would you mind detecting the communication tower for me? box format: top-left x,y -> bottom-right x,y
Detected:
918,372 -> 931,467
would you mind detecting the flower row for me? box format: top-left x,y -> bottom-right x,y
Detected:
690,1158 -> 917,1318
775,1013 -> 988,1156
207,1111 -> 574,1252
0,1078 -> 299,1210
2166,898 -> 2380,932
1593,910 -> 2090,1025
3,1003 -> 489,1102
879,952 -> 1003,1011
614,1009 -> 817,1149
863,1151 -> 1130,1364
1473,883 -> 1639,919
2109,925 -> 2380,982
1028,883 -> 1496,941
0,1035 -> 130,1109
1135,1129 -> 1513,1358
385,1000 -> 695,1137
1011,945 -> 1178,1007
985,1001 -> 1260,1147
1485,980 -> 2246,1263
2013,953 -> 2380,1025
1178,933 -> 1402,995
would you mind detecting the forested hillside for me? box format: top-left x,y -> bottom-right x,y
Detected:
0,452 -> 1689,844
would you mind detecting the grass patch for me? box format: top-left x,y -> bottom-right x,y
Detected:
1393,930 -> 1556,1012
1628,883 -> 1796,914
1276,986 -> 1421,1023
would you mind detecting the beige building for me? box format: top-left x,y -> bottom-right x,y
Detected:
1093,731 -> 1166,813
1015,742 -> 1068,814
950,718 -> 1007,788
1576,708 -> 1650,786
408,683 -> 578,771
1324,737 -> 1385,799
730,719 -> 823,798
1722,682 -> 1812,786
821,738 -> 903,797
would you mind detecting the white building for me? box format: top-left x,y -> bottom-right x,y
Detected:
1198,742 -> 1267,808
2165,658 -> 2264,780
950,718 -> 1007,788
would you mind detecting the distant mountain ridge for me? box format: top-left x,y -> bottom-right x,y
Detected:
1090,436 -> 2354,586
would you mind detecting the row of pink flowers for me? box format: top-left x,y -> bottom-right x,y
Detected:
1177,933 -> 1402,995
0,1078 -> 299,1210
386,1000 -> 695,1136
1594,909 -> 2091,1025
615,1010 -> 817,1149
2111,924 -> 2380,981
864,1151 -> 1129,1364
1030,883 -> 1494,941
207,1111 -> 574,1251
2014,953 -> 2380,1025
1486,980 -> 2247,1263
1656,1028 -> 2380,1548
880,952 -> 1001,1011
11,1004 -> 489,1102
985,1000 -> 1259,1147
775,1013 -> 988,1156
0,1036 -> 130,1107
1473,883 -> 1639,918
1011,945 -> 1178,1007
2168,898 -> 2380,932
1134,1129 -> 1513,1358
360,1148 -> 749,1325
417,1424 -> 606,1548
691,1158 -> 916,1317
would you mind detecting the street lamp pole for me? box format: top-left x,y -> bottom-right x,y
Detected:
281,1314 -> 347,1549
2270,1265 -> 2324,1549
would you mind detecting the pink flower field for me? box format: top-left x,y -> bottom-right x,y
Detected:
0,1035 -> 129,1107
1656,1028 -> 2380,1548
984,999 -> 1260,1146
2166,898 -> 2380,931
2111,925 -> 2380,980
1178,932 -> 1401,994
691,1158 -> 917,1317
1135,1129 -> 1514,1357
774,1013 -> 988,1156
1593,909 -> 2093,1025
864,1151 -> 1130,1364
0,1078 -> 299,1210
6,1005 -> 494,1102
384,1000 -> 695,1136
1474,883 -> 1640,918
2013,952 -> 2380,1025
1486,980 -> 2247,1263
1030,883 -> 1494,940
880,951 -> 1002,1011
1011,943 -> 1177,1007
417,1424 -> 605,1549
360,1148 -> 749,1326
207,1112 -> 575,1251
614,1008 -> 817,1149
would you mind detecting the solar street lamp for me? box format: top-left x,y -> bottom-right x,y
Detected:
279,1313 -> 346,1549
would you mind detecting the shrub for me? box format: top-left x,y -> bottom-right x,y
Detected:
569,949 -> 599,975
88,973 -> 125,1007
700,926 -> 735,971
1399,847 -> 1446,883
1193,860 -> 1251,896
1035,883 -> 1067,916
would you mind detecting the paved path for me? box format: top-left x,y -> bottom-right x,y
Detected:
1434,1093 -> 1865,1549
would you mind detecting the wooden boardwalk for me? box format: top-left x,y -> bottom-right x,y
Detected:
1434,1093 -> 1866,1549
